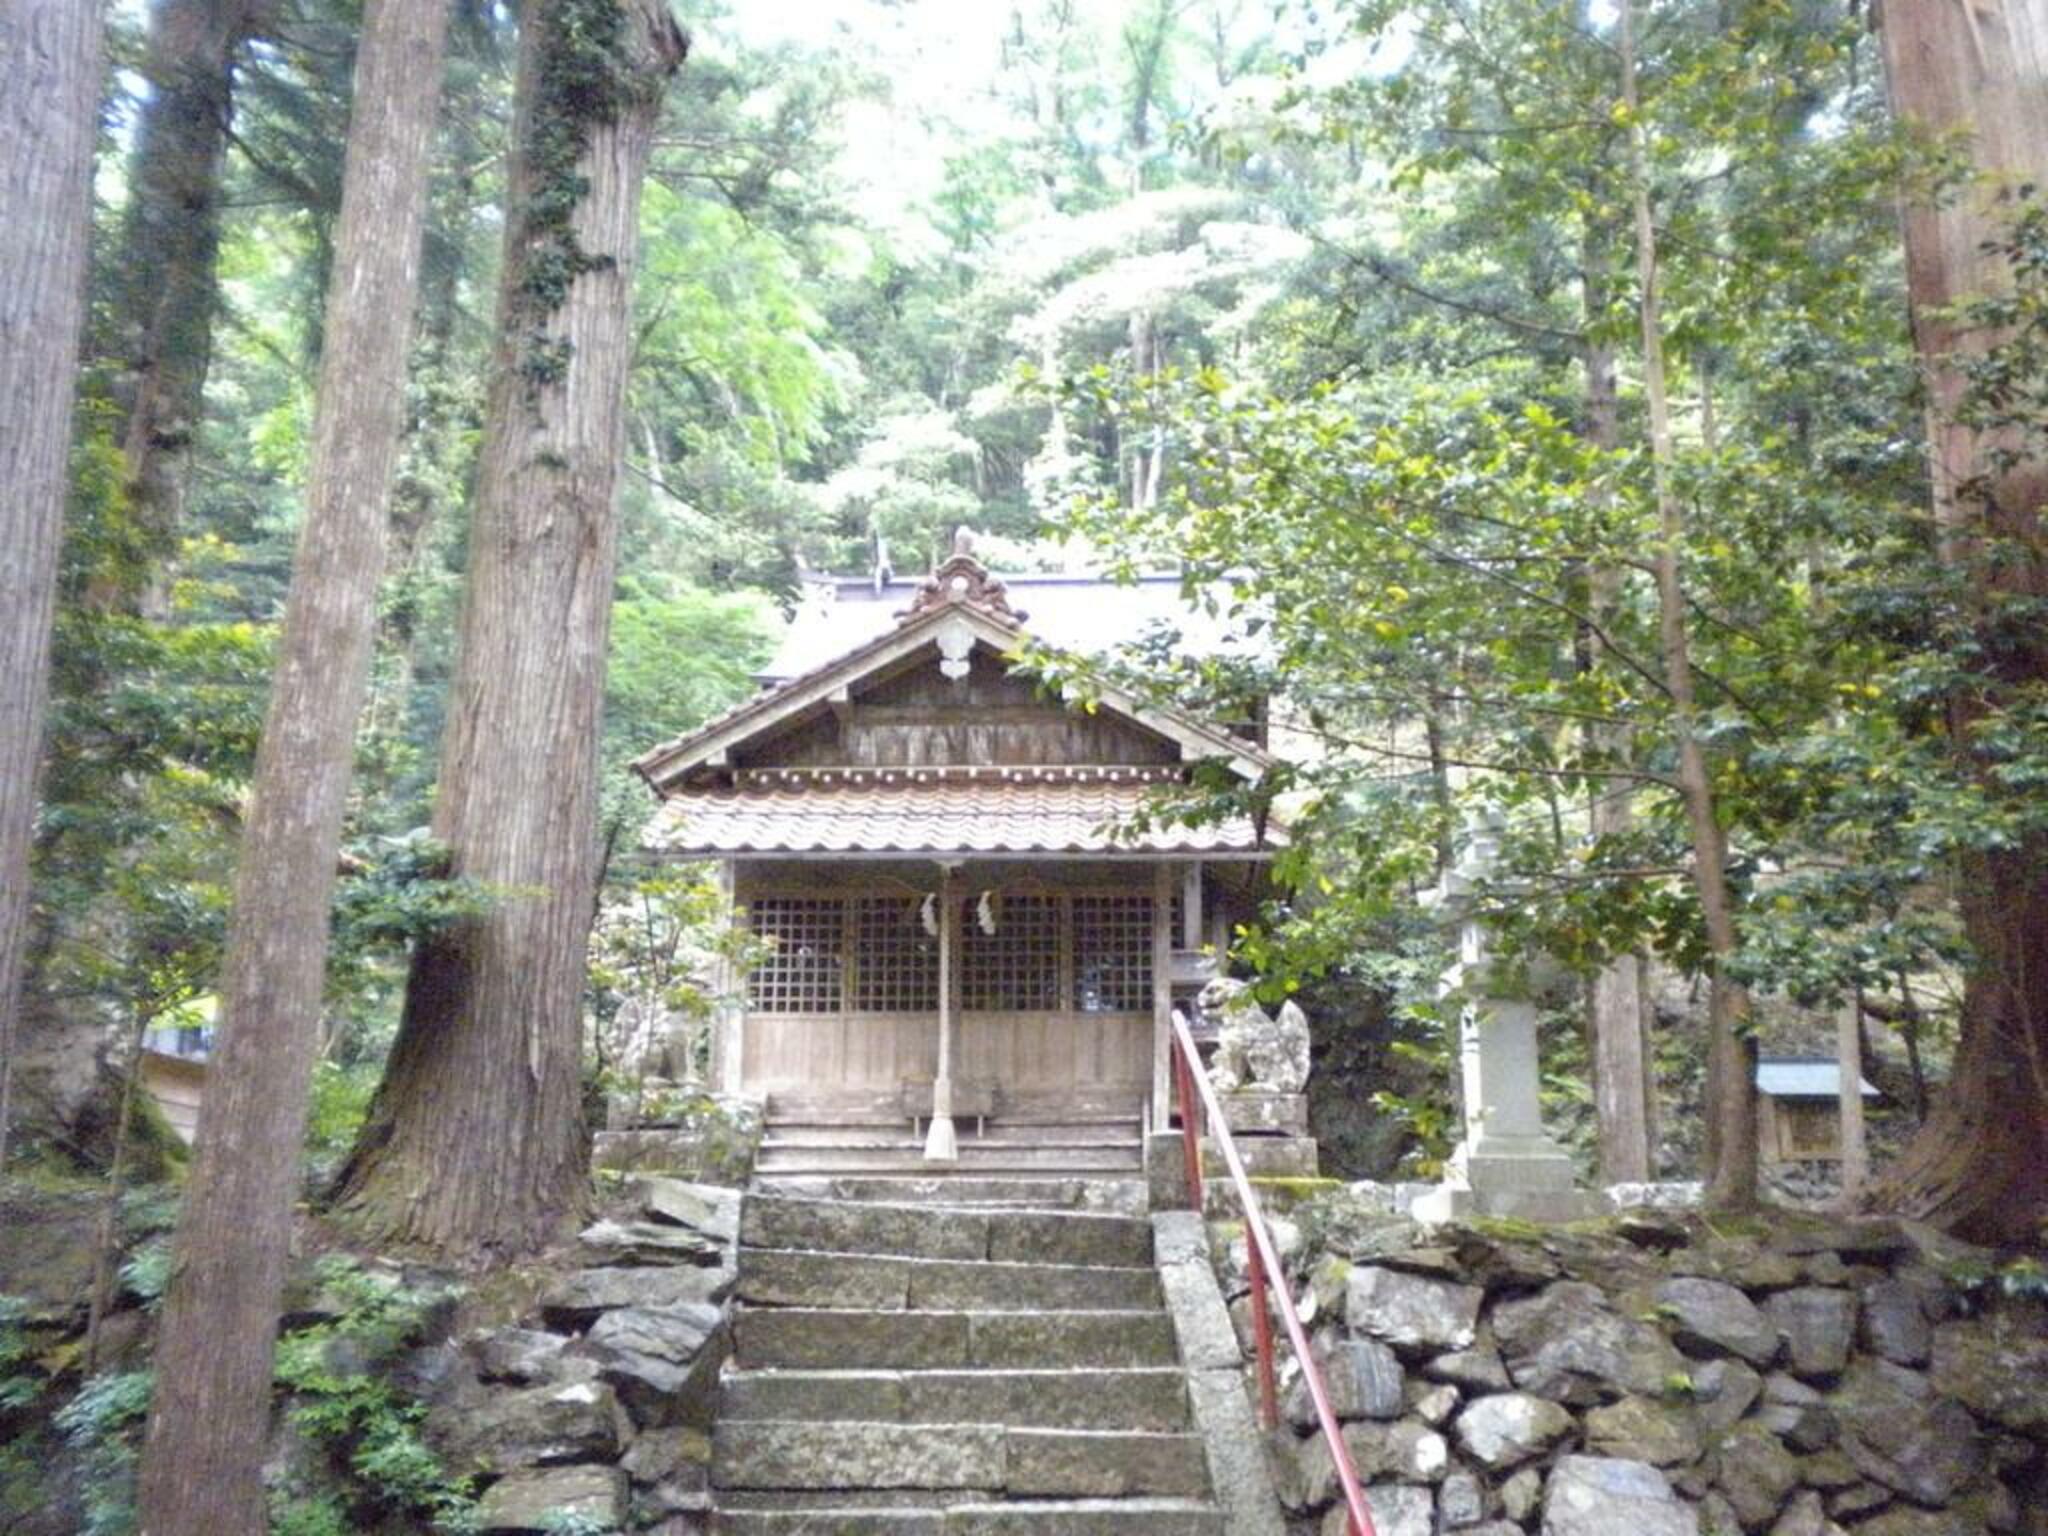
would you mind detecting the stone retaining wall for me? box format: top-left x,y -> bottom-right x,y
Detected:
1216,1188 -> 2048,1536
420,1177 -> 741,1532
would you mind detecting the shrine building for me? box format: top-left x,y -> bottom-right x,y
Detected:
633,538 -> 1282,1171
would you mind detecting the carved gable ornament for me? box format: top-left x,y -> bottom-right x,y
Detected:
896,528 -> 1028,631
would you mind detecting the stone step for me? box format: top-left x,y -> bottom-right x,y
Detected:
764,1088 -> 1142,1124
717,1367 -> 1192,1431
712,1497 -> 1224,1534
741,1195 -> 1154,1268
737,1248 -> 1164,1312
748,1175 -> 1146,1215
732,1308 -> 1180,1370
765,1124 -> 1140,1148
754,1145 -> 1142,1175
712,1420 -> 1210,1499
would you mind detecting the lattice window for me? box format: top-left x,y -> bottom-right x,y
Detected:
1074,894 -> 1154,1013
850,896 -> 939,1012
747,897 -> 844,1013
962,893 -> 1061,1011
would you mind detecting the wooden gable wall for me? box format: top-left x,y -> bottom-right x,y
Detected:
732,643 -> 1180,771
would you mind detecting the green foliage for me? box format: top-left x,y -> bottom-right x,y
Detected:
330,833 -> 502,985
1014,0 -> 2014,1133
1940,1250 -> 2048,1309
514,0 -> 648,389
31,0 -> 2035,1241
53,1371 -> 153,1536
1995,1256 -> 2048,1301
1956,195 -> 2048,473
118,1241 -> 171,1308
588,863 -> 767,1106
271,1257 -> 477,1533
536,1513 -> 615,1536
27,412 -> 274,1132
603,585 -> 775,762
304,1060 -> 382,1179
269,1490 -> 354,1536
0,1297 -> 42,1415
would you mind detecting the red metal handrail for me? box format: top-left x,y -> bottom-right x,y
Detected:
1172,1007 -> 1376,1536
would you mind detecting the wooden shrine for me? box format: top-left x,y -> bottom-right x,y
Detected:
634,536 -> 1281,1161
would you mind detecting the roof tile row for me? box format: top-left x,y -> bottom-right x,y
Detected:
643,773 -> 1271,857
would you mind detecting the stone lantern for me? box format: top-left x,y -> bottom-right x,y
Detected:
1412,810 -> 1609,1224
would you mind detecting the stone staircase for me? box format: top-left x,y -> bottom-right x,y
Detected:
708,1187 -> 1226,1534
751,1109 -> 1146,1184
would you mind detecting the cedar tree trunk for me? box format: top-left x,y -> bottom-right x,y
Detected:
1579,213 -> 1657,1187
104,0 -> 258,613
1870,0 -> 2048,1243
0,0 -> 104,1170
331,0 -> 687,1259
11,0 -> 256,1153
131,0 -> 451,1524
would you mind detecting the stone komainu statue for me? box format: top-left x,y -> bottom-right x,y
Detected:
1200,976 -> 1311,1095
614,991 -> 694,1084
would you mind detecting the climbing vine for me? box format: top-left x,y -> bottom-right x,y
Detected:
512,0 -> 651,392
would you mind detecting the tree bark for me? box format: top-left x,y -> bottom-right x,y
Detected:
0,0 -> 103,1171
1618,0 -> 1757,1210
130,0 -> 451,1526
331,0 -> 687,1259
365,74 -> 490,759
101,0 -> 259,614
1869,0 -> 2048,1244
8,0 -> 259,1155
1578,214 -> 1656,1187
1835,996 -> 1867,1201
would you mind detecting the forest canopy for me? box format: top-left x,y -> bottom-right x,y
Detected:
0,2 -> 2044,1525
4,0 -> 2045,1220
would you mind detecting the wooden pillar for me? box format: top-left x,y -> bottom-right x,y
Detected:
709,860 -> 745,1094
1837,997 -> 1868,1200
925,863 -> 961,1162
1181,863 -> 1203,951
1152,862 -> 1175,1132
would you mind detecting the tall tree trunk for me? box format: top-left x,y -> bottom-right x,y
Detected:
1893,972 -> 1930,1123
101,0 -> 257,614
365,70 -> 491,768
1578,215 -> 1656,1186
1869,0 -> 2048,1244
0,0 -> 104,1171
9,0 -> 259,1155
1618,0 -> 1757,1210
131,0 -> 452,1524
331,0 -> 687,1259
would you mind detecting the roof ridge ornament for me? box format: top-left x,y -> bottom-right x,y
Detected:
896,526 -> 1028,627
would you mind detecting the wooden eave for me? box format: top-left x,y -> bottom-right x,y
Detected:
632,599 -> 1273,794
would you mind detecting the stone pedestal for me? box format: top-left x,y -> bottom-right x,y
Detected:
1216,1090 -> 1309,1137
1146,1091 -> 1328,1215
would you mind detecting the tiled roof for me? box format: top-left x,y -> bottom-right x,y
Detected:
643,766 -> 1278,858
766,571 -> 1244,681
1756,1058 -> 1879,1099
632,593 -> 1272,793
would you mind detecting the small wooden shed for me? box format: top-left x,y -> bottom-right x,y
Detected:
138,1014 -> 215,1145
635,539 -> 1281,1166
1755,1056 -> 1879,1163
